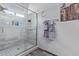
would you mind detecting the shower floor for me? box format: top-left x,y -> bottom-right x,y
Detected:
0,43 -> 34,56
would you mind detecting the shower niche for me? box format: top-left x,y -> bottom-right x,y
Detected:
0,4 -> 37,56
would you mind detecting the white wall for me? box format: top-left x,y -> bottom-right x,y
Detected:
29,3 -> 79,56
55,20 -> 79,56
37,4 -> 62,55
36,3 -> 79,56
39,20 -> 79,56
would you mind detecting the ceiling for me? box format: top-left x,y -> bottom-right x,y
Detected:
0,3 -> 29,14
0,3 -> 64,14
28,3 -> 61,13
0,3 -> 72,13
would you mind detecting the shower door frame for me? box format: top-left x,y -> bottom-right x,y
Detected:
14,4 -> 38,56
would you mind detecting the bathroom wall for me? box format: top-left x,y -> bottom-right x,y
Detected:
55,20 -> 79,56
39,20 -> 79,56
36,3 -> 79,56
36,4 -> 62,55
29,3 -> 78,56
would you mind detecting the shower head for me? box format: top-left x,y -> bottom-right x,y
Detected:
0,5 -> 5,11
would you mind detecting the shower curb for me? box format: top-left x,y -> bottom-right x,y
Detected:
17,45 -> 38,56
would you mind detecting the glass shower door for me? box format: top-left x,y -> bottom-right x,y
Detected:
0,3 -> 37,56
0,14 -> 26,56
24,11 -> 37,51
0,18 -> 6,51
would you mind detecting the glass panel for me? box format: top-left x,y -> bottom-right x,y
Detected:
24,10 -> 37,50
0,3 -> 37,56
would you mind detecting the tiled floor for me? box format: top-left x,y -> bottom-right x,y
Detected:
0,43 -> 33,56
27,48 -> 56,56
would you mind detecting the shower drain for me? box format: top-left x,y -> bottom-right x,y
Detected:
17,48 -> 20,50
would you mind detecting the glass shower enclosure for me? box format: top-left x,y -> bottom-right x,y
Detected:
0,3 -> 37,56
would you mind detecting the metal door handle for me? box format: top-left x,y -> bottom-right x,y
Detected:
2,28 -> 4,33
